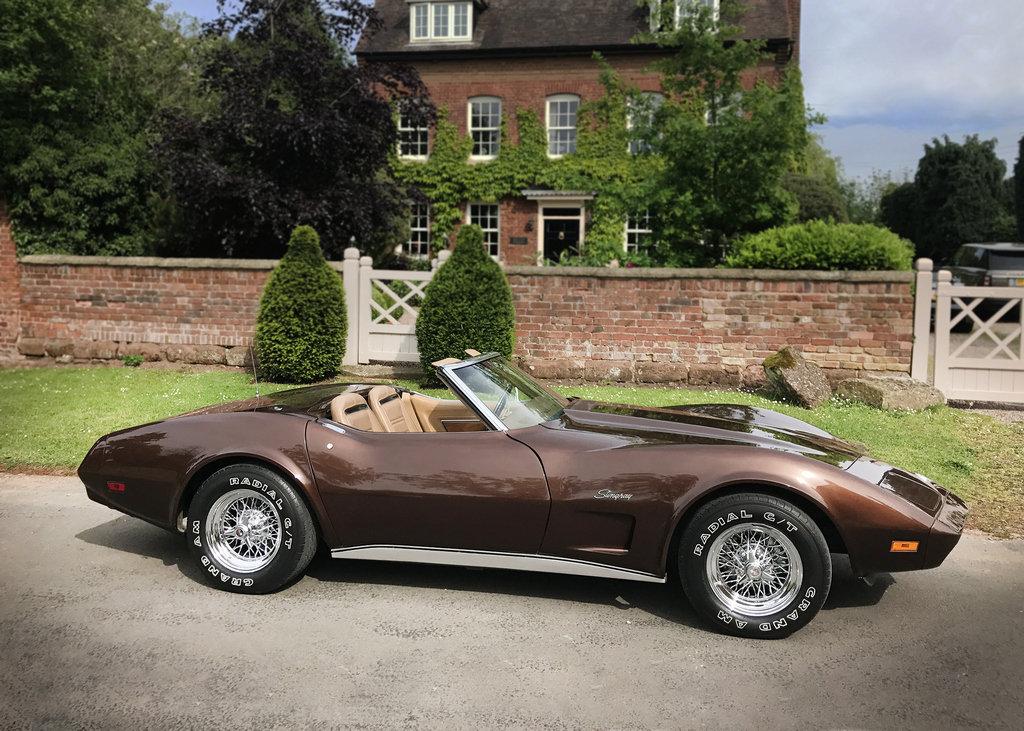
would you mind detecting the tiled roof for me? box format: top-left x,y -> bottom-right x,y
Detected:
358,0 -> 796,58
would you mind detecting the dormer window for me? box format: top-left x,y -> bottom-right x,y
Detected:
410,2 -> 473,43
650,0 -> 720,31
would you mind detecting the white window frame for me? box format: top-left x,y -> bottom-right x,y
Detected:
397,106 -> 429,160
409,2 -> 473,43
651,0 -> 720,31
627,92 -> 664,155
406,203 -> 431,259
468,97 -> 502,160
546,94 -> 580,158
624,211 -> 654,253
467,202 -> 501,258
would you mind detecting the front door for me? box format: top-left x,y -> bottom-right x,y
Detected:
306,422 -> 551,553
544,217 -> 581,263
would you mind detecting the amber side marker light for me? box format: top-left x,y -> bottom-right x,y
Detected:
890,540 -> 919,553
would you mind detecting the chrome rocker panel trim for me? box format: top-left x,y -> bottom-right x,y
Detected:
330,545 -> 667,584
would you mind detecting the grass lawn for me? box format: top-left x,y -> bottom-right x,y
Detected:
1,365 -> 1020,537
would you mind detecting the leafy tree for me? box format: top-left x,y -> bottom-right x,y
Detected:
254,226 -> 346,383
1015,135 -> 1024,239
783,173 -> 848,223
156,0 -> 430,260
880,135 -> 1009,263
639,0 -> 814,263
879,182 -> 921,245
840,170 -> 900,225
416,225 -> 515,376
0,0 -> 200,254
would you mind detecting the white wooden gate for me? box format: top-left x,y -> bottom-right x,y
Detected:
339,248 -> 447,366
913,258 -> 1024,403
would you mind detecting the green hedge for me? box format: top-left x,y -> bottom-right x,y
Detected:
416,225 -> 516,375
254,226 -> 346,383
725,221 -> 914,271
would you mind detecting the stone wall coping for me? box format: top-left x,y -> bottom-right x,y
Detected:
503,265 -> 914,283
18,254 -> 913,283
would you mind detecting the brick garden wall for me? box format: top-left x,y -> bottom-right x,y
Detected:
0,201 -> 21,358
6,249 -> 914,384
506,267 -> 913,386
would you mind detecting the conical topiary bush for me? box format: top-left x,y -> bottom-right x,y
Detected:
254,226 -> 346,383
416,224 -> 516,375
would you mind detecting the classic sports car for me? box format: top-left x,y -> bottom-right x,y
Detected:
79,352 -> 968,638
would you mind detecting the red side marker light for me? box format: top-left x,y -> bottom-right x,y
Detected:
890,540 -> 919,553
107,481 -> 126,493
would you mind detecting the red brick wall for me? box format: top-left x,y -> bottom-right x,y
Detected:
507,268 -> 913,385
10,252 -> 913,384
0,200 -> 21,359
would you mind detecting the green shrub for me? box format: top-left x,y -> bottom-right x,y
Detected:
121,354 -> 144,368
725,221 -> 914,271
416,225 -> 516,375
254,226 -> 346,383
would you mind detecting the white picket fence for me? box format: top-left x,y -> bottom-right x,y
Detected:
339,247 -> 449,366
912,258 -> 1024,404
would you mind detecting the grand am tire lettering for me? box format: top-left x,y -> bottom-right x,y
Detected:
680,493 -> 832,639
188,464 -> 317,595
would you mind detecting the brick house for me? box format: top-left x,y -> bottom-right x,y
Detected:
357,0 -> 801,265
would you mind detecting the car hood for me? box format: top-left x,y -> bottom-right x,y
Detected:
557,400 -> 865,467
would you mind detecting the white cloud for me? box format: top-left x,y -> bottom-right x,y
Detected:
803,0 -> 1024,177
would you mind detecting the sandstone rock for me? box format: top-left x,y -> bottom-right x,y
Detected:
55,354 -> 73,364
763,347 -> 832,408
225,346 -> 253,368
43,339 -> 74,357
17,338 -> 47,357
688,365 -> 742,388
523,359 -> 584,380
836,376 -> 945,411
117,343 -> 164,362
635,361 -> 689,384
73,341 -> 118,361
168,345 -> 227,365
584,360 -> 634,383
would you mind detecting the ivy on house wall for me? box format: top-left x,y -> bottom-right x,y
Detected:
393,59 -> 666,265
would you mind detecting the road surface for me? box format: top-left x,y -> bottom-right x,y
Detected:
1,474 -> 1022,729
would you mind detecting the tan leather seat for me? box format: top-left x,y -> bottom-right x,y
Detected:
330,393 -> 382,432
368,386 -> 423,433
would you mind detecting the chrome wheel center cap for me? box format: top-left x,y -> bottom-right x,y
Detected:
746,562 -> 764,581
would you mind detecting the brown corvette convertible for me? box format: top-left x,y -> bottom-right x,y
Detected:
79,352 -> 968,638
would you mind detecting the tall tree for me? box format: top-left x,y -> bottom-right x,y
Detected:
0,0 -> 198,254
156,0 -> 429,260
886,135 -> 1009,263
638,0 -> 812,263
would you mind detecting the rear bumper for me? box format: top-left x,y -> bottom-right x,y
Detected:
923,489 -> 969,569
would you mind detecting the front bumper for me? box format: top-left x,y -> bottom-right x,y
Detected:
845,458 -> 968,572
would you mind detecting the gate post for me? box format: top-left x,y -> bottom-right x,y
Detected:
933,270 -> 952,395
342,247 -> 360,366
911,258 -> 933,381
357,256 -> 373,365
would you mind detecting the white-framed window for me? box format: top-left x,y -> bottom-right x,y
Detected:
627,92 -> 664,155
468,203 -> 500,257
625,211 -> 654,253
546,94 -> 580,157
406,204 -> 431,258
651,0 -> 720,31
706,90 -> 741,126
468,97 -> 501,159
410,2 -> 473,42
398,106 -> 429,159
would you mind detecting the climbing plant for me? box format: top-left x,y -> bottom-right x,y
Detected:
393,58 -> 666,266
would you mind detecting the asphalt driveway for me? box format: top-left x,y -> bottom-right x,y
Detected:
1,475 -> 1023,729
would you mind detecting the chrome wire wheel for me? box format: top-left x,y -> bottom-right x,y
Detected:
706,523 -> 803,618
205,489 -> 282,574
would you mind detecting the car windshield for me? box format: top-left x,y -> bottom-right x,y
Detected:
989,251 -> 1024,270
450,356 -> 568,430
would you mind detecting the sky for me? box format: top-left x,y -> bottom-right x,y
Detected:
160,0 -> 1024,181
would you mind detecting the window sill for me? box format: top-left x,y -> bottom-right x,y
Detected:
399,156 -> 430,163
468,155 -> 498,164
